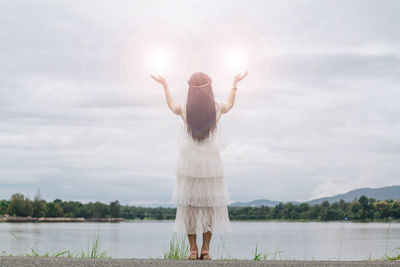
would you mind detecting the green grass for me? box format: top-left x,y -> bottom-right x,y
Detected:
161,225 -> 399,261
380,217 -> 400,261
252,244 -> 285,261
5,231 -> 110,259
80,231 -> 109,259
161,233 -> 190,259
27,249 -> 73,258
25,232 -> 110,258
382,246 -> 400,261
160,233 -> 285,260
215,234 -> 237,260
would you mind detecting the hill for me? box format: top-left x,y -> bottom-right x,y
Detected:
228,185 -> 400,207
306,185 -> 400,205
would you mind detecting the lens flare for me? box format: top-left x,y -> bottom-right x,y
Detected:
121,25 -> 193,96
224,48 -> 248,73
199,25 -> 268,93
147,47 -> 171,74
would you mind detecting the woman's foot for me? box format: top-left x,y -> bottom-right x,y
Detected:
188,249 -> 198,260
200,250 -> 211,260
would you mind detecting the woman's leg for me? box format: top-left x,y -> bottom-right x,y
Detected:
201,206 -> 214,253
187,233 -> 198,252
201,231 -> 212,252
185,206 -> 198,254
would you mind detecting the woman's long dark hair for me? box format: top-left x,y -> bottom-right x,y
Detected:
185,72 -> 217,143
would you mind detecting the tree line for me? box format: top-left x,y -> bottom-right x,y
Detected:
229,196 -> 400,221
0,191 -> 399,221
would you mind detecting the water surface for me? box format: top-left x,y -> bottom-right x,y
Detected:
1,220 -> 399,260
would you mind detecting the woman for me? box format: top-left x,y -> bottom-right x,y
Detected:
150,71 -> 248,260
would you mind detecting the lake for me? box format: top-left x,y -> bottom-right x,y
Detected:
1,220 -> 399,260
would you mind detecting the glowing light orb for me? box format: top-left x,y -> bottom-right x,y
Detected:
224,48 -> 248,73
147,47 -> 171,74
199,25 -> 268,93
122,25 -> 193,96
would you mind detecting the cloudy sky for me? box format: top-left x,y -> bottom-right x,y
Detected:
1,0 -> 399,206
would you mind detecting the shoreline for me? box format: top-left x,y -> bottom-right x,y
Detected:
1,217 -> 399,223
0,215 -> 124,222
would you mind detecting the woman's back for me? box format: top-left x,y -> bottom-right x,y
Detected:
179,101 -> 222,142
175,101 -> 226,178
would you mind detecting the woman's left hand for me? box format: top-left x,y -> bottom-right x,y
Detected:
150,74 -> 167,86
233,71 -> 248,85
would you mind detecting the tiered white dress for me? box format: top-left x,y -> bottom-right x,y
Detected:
172,102 -> 232,235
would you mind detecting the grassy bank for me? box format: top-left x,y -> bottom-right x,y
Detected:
2,231 -> 110,259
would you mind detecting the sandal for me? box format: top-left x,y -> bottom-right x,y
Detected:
200,250 -> 211,260
188,249 -> 198,260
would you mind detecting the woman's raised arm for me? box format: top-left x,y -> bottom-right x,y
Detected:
220,71 -> 248,114
150,74 -> 182,115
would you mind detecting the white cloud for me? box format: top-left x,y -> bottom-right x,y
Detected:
222,142 -> 302,166
1,0 -> 399,205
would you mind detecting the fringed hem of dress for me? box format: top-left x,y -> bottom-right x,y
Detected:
172,205 -> 232,234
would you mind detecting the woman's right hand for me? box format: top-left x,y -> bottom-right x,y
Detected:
233,71 -> 248,86
150,74 -> 167,87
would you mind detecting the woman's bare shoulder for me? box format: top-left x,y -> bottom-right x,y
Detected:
216,101 -> 231,114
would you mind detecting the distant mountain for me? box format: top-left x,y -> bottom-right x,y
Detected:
306,185 -> 400,206
228,185 -> 400,207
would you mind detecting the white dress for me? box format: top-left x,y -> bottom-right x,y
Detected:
172,102 -> 232,234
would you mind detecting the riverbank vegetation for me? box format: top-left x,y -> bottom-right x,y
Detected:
1,189 -> 399,222
2,232 -> 110,259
